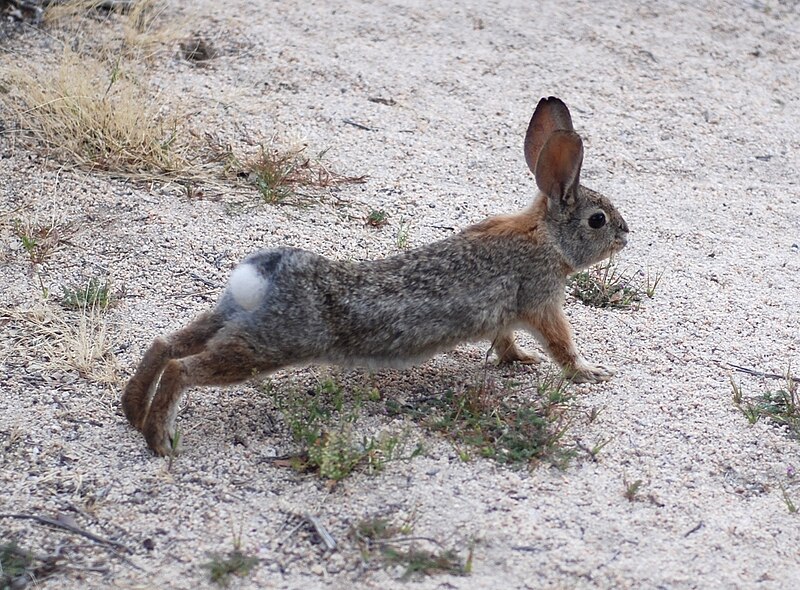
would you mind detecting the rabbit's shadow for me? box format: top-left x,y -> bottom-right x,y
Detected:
181,343 -> 554,449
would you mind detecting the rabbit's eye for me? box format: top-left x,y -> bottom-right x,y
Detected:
588,212 -> 606,229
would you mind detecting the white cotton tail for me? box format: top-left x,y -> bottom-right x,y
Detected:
228,263 -> 268,311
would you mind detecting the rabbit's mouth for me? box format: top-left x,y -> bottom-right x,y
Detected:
613,235 -> 628,251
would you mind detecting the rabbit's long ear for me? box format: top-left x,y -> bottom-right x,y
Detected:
534,130 -> 583,205
524,97 -> 574,175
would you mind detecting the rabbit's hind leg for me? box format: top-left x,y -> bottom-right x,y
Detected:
121,311 -> 223,431
141,333 -> 271,456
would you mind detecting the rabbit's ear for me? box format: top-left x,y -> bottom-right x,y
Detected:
524,97 -> 574,175
534,130 -> 583,204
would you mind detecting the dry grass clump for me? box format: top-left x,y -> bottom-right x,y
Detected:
0,1 -> 362,196
44,0 -> 172,51
1,299 -> 118,385
1,48 -> 191,177
243,145 -> 365,204
205,134 -> 366,205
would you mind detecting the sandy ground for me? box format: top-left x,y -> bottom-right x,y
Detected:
1,0 -> 800,588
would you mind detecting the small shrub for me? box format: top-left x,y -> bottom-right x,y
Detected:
623,477 -> 644,502
270,378 -> 419,483
203,549 -> 259,587
732,373 -> 799,440
570,260 -> 660,309
388,375 -> 575,468
350,517 -> 470,580
1,542 -> 35,589
366,209 -> 389,228
60,278 -> 113,310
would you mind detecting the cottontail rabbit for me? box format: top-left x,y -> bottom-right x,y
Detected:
122,97 -> 629,455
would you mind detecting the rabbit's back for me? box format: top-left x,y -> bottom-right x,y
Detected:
215,237 -> 559,367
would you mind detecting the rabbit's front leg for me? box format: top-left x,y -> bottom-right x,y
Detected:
524,307 -> 614,383
492,331 -> 545,365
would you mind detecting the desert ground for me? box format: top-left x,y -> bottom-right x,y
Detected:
1,0 -> 799,588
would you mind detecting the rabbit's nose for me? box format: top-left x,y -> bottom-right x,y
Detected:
620,218 -> 630,234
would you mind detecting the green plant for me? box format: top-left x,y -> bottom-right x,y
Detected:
351,517 -> 470,580
396,219 -> 410,249
732,372 -> 799,439
623,477 -> 644,502
570,259 -> 656,309
166,428 -> 182,471
366,209 -> 389,228
60,278 -> 112,310
645,268 -> 663,298
588,437 -> 612,459
384,547 -> 468,580
203,548 -> 259,587
780,484 -> 797,514
388,375 -> 575,468
271,378 -> 420,483
1,542 -> 35,589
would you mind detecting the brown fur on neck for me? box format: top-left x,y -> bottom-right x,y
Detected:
463,195 -> 547,239
462,196 -> 575,277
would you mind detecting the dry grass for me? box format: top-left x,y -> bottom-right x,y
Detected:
1,48 -> 192,177
1,299 -> 119,385
44,0 -> 174,55
0,0 -> 362,196
204,134 -> 367,205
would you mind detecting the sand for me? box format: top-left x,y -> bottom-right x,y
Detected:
1,1 -> 799,588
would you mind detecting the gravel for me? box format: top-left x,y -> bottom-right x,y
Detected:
1,0 -> 799,588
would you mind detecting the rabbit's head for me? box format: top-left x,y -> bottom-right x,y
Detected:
525,97 -> 628,271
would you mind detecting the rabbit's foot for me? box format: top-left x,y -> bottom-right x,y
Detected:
121,379 -> 149,431
120,337 -> 170,430
569,362 -> 614,383
143,416 -> 179,457
493,333 -> 545,365
497,347 -> 546,365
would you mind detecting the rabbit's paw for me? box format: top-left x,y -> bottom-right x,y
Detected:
143,417 -> 179,457
570,363 -> 614,383
497,348 -> 546,366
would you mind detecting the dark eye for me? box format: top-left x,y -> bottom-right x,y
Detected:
588,212 -> 606,229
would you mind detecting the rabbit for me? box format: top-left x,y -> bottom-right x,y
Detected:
121,96 -> 629,456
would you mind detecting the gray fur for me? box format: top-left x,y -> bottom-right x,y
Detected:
215,233 -> 568,369
547,185 -> 629,270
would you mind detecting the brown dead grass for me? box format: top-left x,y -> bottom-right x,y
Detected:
1,299 -> 119,385
0,0 -> 362,195
1,48 -> 193,177
44,0 -> 174,56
